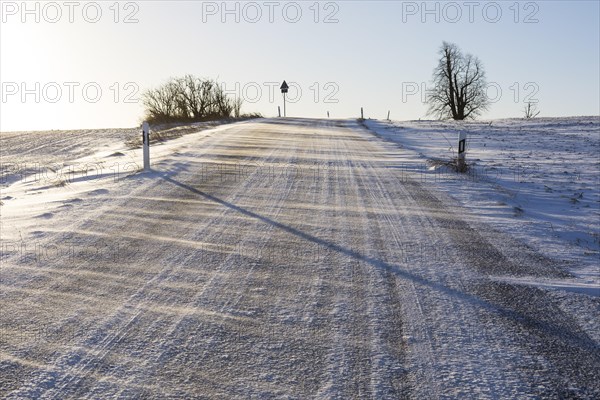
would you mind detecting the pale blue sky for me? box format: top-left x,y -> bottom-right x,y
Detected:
1,0 -> 598,131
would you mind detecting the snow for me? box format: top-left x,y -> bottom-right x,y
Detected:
0,121 -> 250,243
1,117 -> 599,398
364,116 -> 600,296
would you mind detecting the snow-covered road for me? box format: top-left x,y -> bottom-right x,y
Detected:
1,118 -> 599,398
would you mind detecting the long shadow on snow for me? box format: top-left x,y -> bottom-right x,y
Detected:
160,174 -> 599,361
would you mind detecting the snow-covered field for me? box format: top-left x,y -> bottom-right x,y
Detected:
1,118 -> 599,398
365,117 -> 600,295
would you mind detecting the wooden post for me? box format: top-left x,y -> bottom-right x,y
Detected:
142,122 -> 150,171
278,106 -> 281,117
387,110 -> 390,121
361,107 -> 364,120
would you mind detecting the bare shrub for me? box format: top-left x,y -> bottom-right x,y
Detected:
142,76 -> 248,125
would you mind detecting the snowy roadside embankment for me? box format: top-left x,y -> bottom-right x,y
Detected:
363,117 -> 599,294
0,120 -> 256,244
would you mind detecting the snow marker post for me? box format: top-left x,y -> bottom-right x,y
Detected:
142,122 -> 150,171
457,131 -> 467,172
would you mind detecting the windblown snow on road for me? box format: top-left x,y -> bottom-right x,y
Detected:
365,117 -> 600,294
1,118 -> 599,398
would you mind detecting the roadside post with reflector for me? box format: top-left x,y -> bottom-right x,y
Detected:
458,132 -> 467,172
142,122 -> 150,171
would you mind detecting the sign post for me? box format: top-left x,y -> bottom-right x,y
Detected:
142,122 -> 150,171
280,81 -> 289,117
457,131 -> 467,172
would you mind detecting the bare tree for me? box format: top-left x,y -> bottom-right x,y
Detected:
142,80 -> 181,123
523,102 -> 540,118
211,83 -> 233,118
233,96 -> 244,118
142,76 -> 247,124
427,42 -> 490,120
174,75 -> 215,120
174,75 -> 199,120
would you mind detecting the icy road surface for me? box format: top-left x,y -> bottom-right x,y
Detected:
1,119 -> 599,398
